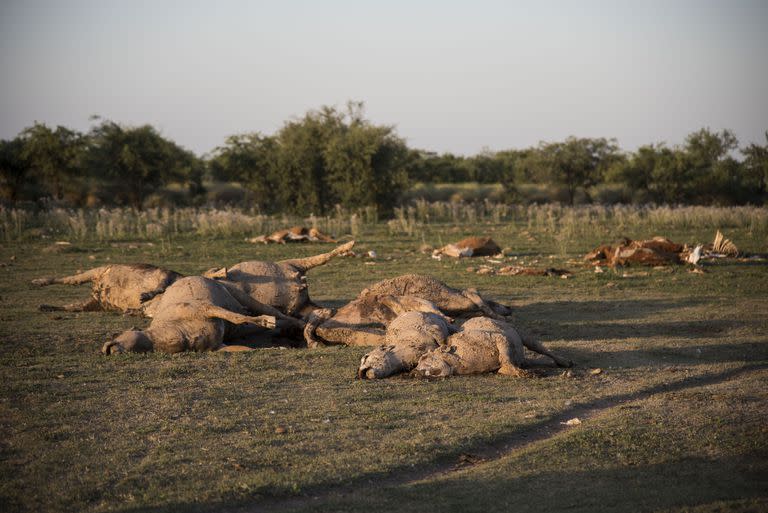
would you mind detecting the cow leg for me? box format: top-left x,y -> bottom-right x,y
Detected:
279,241 -> 355,272
493,333 -> 533,377
218,281 -> 304,339
518,329 -> 573,368
201,305 -> 277,330
31,267 -> 106,287
487,299 -> 513,317
296,301 -> 324,318
39,297 -> 102,312
304,308 -> 334,348
218,281 -> 304,328
139,288 -> 166,303
462,288 -> 504,320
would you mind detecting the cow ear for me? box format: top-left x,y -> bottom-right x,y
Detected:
211,267 -> 228,279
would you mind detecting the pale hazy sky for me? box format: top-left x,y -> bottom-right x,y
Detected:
1,0 -> 766,156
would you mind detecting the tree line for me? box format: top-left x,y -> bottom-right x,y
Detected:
1,103 -> 766,213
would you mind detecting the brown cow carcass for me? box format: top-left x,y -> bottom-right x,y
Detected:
248,226 -> 336,244
585,237 -> 686,266
434,237 -> 502,258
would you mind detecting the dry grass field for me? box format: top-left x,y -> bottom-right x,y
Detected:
1,206 -> 766,512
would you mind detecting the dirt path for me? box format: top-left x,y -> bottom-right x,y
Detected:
242,363 -> 767,513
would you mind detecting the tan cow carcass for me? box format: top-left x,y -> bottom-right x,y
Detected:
32,264 -> 183,315
434,236 -> 502,258
205,241 -> 354,319
357,296 -> 455,379
247,226 -> 337,244
102,276 -> 284,355
415,317 -> 572,378
304,274 -> 513,348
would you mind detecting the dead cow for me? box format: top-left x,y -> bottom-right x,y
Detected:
205,241 -> 354,319
305,274 -> 512,347
102,276 -> 286,354
415,317 -> 572,378
434,236 -> 502,258
585,237 -> 685,266
248,226 -> 337,244
31,264 -> 182,315
357,296 -> 455,379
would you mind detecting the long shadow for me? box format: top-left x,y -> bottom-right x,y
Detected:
560,341 -> 768,369
514,298 -> 709,323
309,454 -> 768,513
112,364 -> 768,513
535,318 -> 760,342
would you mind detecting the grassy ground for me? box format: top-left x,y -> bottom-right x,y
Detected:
0,221 -> 766,512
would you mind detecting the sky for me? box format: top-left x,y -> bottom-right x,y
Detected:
1,0 -> 766,157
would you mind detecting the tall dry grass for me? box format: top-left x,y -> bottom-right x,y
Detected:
1,203 -> 766,243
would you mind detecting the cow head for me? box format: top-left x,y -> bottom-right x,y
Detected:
357,345 -> 403,379
102,328 -> 154,355
414,348 -> 458,378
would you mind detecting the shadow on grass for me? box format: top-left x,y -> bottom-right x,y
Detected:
542,319 -> 761,342
308,453 -> 768,513
111,364 -> 768,513
560,341 -> 768,369
516,298 -> 709,323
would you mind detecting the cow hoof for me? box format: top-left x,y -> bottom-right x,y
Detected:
101,341 -> 124,355
498,365 -> 534,378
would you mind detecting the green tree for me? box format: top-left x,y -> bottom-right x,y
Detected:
0,137 -> 29,202
683,128 -> 740,203
537,137 -> 620,204
324,119 -> 409,213
270,106 -> 344,214
741,131 -> 768,202
647,146 -> 691,203
20,123 -> 84,200
603,144 -> 665,202
262,102 -> 409,215
406,151 -> 472,183
469,150 -> 507,184
86,121 -> 197,209
209,133 -> 276,210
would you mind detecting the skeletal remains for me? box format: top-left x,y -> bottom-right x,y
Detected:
585,230 -> 740,267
